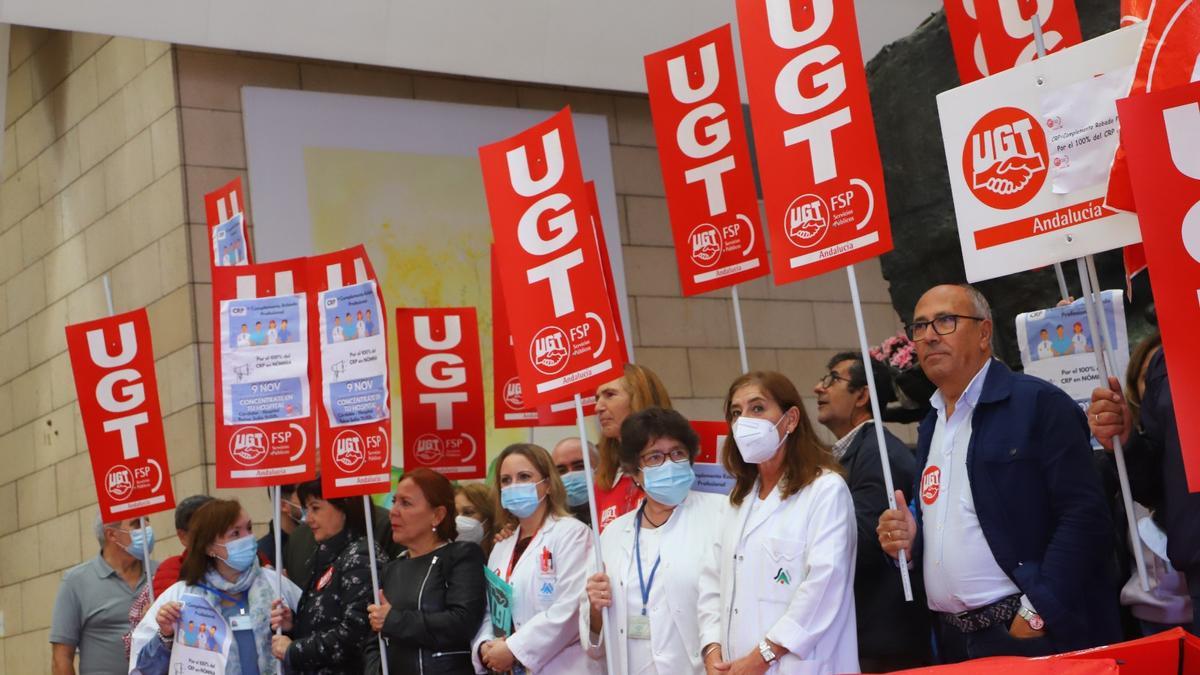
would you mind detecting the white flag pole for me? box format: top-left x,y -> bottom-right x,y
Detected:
362,495 -> 391,675
273,486 -> 284,636
731,285 -> 750,374
1028,10 -> 1072,303
1079,256 -> 1149,591
102,274 -> 155,602
574,393 -> 617,675
846,265 -> 914,601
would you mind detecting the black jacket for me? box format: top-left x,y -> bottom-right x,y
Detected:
362,541 -> 486,675
1125,351 -> 1200,572
838,422 -> 931,664
284,530 -> 378,674
284,504 -> 400,589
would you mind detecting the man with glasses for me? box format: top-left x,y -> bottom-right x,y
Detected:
877,284 -> 1119,661
813,354 -> 929,671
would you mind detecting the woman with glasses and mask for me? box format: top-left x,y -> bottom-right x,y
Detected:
472,444 -> 597,674
129,499 -> 303,675
581,407 -> 725,674
698,371 -> 859,675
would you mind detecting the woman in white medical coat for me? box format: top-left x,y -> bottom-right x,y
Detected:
581,407 -> 725,674
473,443 -> 596,674
698,371 -> 859,675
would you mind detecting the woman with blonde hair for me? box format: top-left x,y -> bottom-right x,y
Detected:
454,482 -> 496,555
473,444 -> 596,674
593,363 -> 673,531
698,371 -> 859,675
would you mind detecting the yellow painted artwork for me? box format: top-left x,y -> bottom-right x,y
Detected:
303,146 -> 529,482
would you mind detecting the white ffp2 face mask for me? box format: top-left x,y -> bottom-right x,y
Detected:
455,516 -> 485,544
732,412 -> 790,464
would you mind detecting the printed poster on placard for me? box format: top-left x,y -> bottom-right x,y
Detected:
168,594 -> 231,675
483,567 -> 515,637
644,24 -> 770,296
690,420 -> 734,495
734,0 -> 893,283
212,214 -> 249,267
220,294 -> 309,424
66,309 -> 176,521
318,281 -> 389,426
1015,292 -> 1129,447
936,23 -> 1146,283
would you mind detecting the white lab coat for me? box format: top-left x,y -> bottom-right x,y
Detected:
697,470 -> 859,675
579,491 -> 726,675
473,514 -> 598,674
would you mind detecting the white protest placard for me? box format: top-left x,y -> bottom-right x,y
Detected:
1015,291 -> 1130,443
937,23 -> 1147,283
317,280 -> 389,427
168,594 -> 231,674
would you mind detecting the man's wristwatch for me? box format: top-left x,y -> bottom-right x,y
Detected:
1018,606 -> 1045,631
758,640 -> 778,664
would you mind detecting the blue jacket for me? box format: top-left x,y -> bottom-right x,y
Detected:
913,359 -> 1120,652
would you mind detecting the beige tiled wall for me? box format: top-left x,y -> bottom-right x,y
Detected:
0,27 -> 203,673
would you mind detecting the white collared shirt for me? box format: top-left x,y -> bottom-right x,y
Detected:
832,420 -> 871,460
920,359 -> 1021,614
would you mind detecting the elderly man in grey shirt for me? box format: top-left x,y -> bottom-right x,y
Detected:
50,514 -> 158,675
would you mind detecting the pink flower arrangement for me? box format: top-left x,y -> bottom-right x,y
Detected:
871,331 -> 917,371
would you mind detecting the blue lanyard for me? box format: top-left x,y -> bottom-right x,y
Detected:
633,504 -> 662,616
196,584 -> 248,613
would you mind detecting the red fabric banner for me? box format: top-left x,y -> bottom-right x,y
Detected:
307,245 -> 393,498
478,107 -> 626,407
204,177 -> 252,268
644,24 -> 771,296
1117,79 -> 1200,492
66,309 -> 176,521
735,0 -> 893,283
396,307 -> 486,480
212,257 -> 316,488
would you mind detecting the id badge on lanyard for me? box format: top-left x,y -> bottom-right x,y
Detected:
630,504 -> 660,640
229,609 -> 253,632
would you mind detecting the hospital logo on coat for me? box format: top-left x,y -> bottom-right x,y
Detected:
773,568 -> 791,585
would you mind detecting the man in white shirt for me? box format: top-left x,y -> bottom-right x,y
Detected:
878,284 -> 1119,662
236,324 -> 251,348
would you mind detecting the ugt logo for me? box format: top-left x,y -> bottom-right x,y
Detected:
414,433 -> 445,464
332,430 -> 366,472
105,465 -> 134,501
688,224 -> 722,268
783,194 -> 830,249
963,106 -> 1048,210
502,377 -> 525,410
921,465 -> 942,506
229,427 -> 269,467
529,326 -> 570,376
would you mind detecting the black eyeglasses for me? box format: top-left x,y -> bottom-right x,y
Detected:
640,447 -> 690,468
817,371 -> 850,389
905,315 -> 985,341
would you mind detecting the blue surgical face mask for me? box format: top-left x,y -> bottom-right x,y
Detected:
123,526 -> 155,560
641,460 -> 695,507
501,479 -> 546,519
216,534 -> 258,572
561,471 -> 590,507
